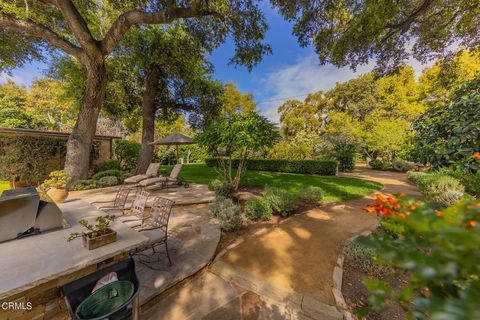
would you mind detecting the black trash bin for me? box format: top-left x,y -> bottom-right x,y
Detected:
62,258 -> 140,320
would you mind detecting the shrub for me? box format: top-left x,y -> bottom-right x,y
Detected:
422,174 -> 464,196
114,139 -> 140,170
97,176 -> 120,187
41,170 -> 68,190
361,194 -> 480,319
393,158 -> 416,172
92,169 -> 125,181
369,159 -> 390,170
71,179 -> 98,191
299,186 -> 323,204
205,158 -> 338,175
430,190 -> 465,208
209,196 -> 242,231
406,171 -> 428,185
104,159 -> 121,170
263,186 -> 298,217
208,179 -> 234,198
343,237 -> 394,277
244,197 -> 272,221
459,172 -> 480,197
334,141 -> 357,172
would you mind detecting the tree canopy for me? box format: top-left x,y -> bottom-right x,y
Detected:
271,0 -> 480,71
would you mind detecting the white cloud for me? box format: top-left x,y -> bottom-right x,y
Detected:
257,54 -> 373,122
0,72 -> 28,86
256,53 -> 433,122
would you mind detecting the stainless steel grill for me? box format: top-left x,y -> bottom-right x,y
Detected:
0,186 -> 63,243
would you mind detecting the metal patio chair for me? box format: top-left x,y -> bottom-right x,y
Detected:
132,196 -> 175,269
117,191 -> 150,227
91,185 -> 130,215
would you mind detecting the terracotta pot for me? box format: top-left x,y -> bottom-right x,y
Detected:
46,187 -> 69,203
82,229 -> 117,250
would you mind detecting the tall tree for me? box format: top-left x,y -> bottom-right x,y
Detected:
0,1 -> 270,181
108,25 -> 223,173
271,0 -> 480,72
219,82 -> 257,116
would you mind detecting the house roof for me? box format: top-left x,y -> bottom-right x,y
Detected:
0,127 -> 121,140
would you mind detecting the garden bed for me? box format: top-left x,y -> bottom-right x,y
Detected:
342,262 -> 408,320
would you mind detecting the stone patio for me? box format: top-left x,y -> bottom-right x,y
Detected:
69,183 -> 215,206
69,185 -> 220,308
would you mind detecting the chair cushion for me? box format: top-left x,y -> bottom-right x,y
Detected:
123,174 -> 149,184
139,176 -> 167,187
138,228 -> 166,244
145,163 -> 161,176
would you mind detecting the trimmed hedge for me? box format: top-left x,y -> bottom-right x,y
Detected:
205,158 -> 338,175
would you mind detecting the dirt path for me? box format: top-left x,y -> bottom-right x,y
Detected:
211,167 -> 421,308
143,167 -> 421,319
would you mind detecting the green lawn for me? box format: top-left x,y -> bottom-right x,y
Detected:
163,164 -> 382,202
0,180 -> 10,194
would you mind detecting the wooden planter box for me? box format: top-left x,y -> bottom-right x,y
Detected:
82,229 -> 117,250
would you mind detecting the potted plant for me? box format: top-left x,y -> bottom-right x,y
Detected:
67,215 -> 117,250
42,170 -> 69,203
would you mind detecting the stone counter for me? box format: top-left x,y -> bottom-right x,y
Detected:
0,199 -> 148,319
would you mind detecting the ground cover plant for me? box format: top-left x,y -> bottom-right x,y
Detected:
163,164 -> 382,202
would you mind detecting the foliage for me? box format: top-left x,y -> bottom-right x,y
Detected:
369,159 -> 390,171
219,82 -> 257,116
71,179 -> 98,191
318,133 -> 357,171
0,135 -> 67,185
393,159 -> 417,172
406,171 -> 428,185
263,186 -> 298,217
103,159 -> 121,171
208,179 -> 234,198
361,194 -> 480,319
197,112 -> 279,190
299,187 -> 324,204
114,139 -> 141,171
67,215 -> 116,241
459,172 -> 480,198
165,164 -> 382,202
209,196 -> 242,232
91,169 -> 126,182
97,176 -> 120,188
206,158 -> 338,175
412,77 -> 480,168
244,197 -> 273,221
40,170 -> 68,190
0,105 -> 34,128
343,237 -> 394,278
271,0 -> 480,72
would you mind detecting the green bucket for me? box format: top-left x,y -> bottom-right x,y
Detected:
75,281 -> 134,320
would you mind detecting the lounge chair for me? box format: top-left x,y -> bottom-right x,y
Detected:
138,164 -> 188,189
123,163 -> 161,185
91,185 -> 130,215
132,197 -> 175,268
117,191 -> 149,227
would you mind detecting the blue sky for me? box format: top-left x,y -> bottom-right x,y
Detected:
0,2 -> 429,122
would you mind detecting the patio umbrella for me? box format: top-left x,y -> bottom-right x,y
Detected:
149,132 -> 194,163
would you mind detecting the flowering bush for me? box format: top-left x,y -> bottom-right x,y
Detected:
41,170 -> 68,190
360,193 -> 480,319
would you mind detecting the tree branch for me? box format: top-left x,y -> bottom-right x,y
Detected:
386,0 -> 436,31
0,15 -> 83,59
154,102 -> 195,111
100,6 -> 221,55
54,0 -> 99,56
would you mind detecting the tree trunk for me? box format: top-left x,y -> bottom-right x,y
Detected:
135,69 -> 161,174
64,62 -> 107,182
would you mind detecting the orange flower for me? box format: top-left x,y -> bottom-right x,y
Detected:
399,192 -> 407,197
435,210 -> 444,217
469,220 -> 477,227
472,153 -> 480,160
410,204 -> 417,210
405,211 -> 411,216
